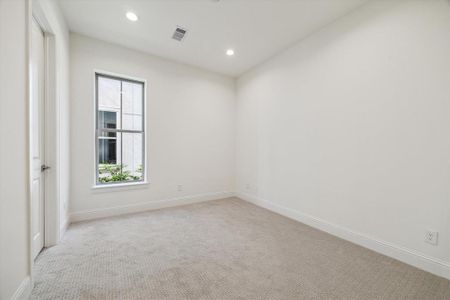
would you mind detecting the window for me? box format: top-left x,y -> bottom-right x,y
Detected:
95,73 -> 145,185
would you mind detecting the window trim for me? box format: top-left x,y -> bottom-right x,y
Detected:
94,71 -> 147,187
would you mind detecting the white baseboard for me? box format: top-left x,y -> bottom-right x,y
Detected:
237,192 -> 450,280
11,276 -> 32,300
70,191 -> 234,223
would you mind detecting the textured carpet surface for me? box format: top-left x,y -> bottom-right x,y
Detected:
31,197 -> 450,299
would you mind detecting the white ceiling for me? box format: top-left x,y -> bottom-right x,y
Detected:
59,0 -> 367,77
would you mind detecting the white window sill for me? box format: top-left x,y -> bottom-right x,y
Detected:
92,181 -> 149,192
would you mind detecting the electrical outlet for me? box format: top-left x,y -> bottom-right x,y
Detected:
425,230 -> 438,245
177,185 -> 183,192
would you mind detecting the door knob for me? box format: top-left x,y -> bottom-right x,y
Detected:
41,165 -> 51,172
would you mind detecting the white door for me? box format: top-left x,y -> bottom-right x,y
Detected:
30,18 -> 46,259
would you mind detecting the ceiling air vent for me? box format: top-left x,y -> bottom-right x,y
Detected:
172,26 -> 187,42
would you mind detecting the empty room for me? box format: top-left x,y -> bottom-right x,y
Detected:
1,0 -> 450,299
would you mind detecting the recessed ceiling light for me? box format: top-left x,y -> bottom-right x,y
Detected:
126,12 -> 138,22
226,49 -> 234,56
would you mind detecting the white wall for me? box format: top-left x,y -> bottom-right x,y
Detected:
236,0 -> 450,278
69,34 -> 235,219
0,0 -> 31,298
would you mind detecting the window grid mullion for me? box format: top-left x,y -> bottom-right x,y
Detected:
120,80 -> 123,175
98,129 -> 143,134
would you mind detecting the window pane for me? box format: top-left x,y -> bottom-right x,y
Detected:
98,138 -> 117,164
98,111 -> 117,129
98,132 -> 122,184
97,132 -> 143,183
122,132 -> 143,181
98,111 -> 117,137
98,77 -> 121,129
122,81 -> 143,131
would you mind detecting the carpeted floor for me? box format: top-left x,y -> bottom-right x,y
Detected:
31,197 -> 450,299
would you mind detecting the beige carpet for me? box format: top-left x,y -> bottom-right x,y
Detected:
31,197 -> 450,299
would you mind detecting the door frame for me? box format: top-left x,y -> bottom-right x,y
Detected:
29,0 -> 59,269
30,15 -> 46,260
